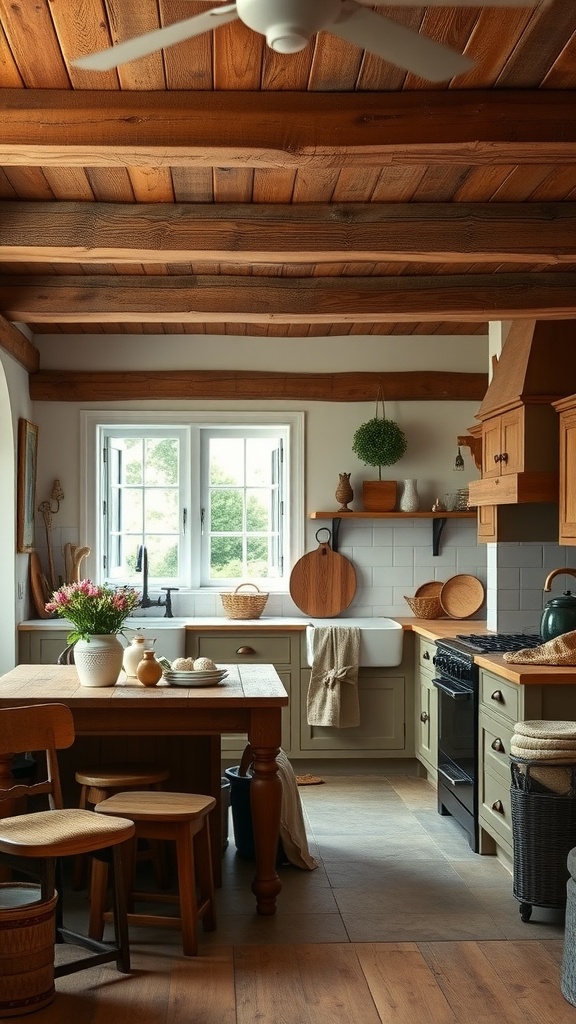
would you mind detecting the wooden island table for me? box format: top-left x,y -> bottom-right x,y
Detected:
0,662 -> 288,915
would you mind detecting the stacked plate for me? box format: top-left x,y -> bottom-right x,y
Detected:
163,667 -> 228,688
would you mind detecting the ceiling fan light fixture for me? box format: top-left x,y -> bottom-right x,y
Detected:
267,26 -> 310,53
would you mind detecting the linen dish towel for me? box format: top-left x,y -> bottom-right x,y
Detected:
276,749 -> 318,870
503,629 -> 576,665
306,626 -> 361,729
511,719 -> 576,794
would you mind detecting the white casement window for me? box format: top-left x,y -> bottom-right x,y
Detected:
81,412 -> 304,591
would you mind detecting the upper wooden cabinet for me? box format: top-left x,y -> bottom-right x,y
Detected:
553,394 -> 576,545
468,320 -> 576,509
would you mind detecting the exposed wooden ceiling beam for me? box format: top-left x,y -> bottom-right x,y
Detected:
1,90 -> 575,168
0,315 -> 39,373
29,370 -> 488,403
1,201 -> 575,266
2,274 -> 576,323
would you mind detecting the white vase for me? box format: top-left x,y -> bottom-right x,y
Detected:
399,479 -> 420,513
122,635 -> 147,678
74,635 -> 124,687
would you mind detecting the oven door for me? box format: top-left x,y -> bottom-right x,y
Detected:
433,676 -> 476,813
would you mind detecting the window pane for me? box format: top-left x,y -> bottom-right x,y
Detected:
210,536 -> 243,579
246,438 -> 275,485
247,537 -> 271,576
246,490 -> 270,531
146,537 -> 178,577
123,489 -> 143,533
210,438 -> 244,486
211,490 -> 243,533
144,438 -> 178,486
124,439 -> 143,485
145,489 -> 179,532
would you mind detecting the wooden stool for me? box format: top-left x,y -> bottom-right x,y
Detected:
73,764 -> 170,890
89,790 -> 217,956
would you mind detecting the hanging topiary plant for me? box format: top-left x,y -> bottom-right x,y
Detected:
352,393 -> 407,479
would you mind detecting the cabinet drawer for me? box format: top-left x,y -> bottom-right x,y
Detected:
417,638 -> 436,675
480,673 -> 520,726
480,766 -> 513,847
480,713 -> 514,782
195,633 -> 293,666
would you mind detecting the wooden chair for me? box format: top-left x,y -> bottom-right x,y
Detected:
72,764 -> 170,890
0,703 -> 135,978
89,790 -> 216,956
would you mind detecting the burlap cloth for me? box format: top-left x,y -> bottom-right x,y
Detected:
503,630 -> 576,665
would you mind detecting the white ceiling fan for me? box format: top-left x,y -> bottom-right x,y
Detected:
73,0 -> 550,83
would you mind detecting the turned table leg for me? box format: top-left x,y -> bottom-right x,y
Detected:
248,740 -> 282,916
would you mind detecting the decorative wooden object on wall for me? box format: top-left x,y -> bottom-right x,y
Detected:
16,418 -> 38,553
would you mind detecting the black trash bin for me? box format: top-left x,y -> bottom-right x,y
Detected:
225,749 -> 286,863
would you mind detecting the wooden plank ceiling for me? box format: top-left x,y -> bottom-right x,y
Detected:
0,0 -> 575,351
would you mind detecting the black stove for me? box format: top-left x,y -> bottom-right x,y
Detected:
432,631 -> 541,854
455,633 -> 542,654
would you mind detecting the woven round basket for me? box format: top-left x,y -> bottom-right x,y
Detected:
220,583 -> 269,620
404,594 -> 442,619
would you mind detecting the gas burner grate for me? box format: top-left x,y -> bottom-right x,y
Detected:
456,633 -> 542,653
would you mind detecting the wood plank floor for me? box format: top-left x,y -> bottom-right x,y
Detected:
31,772 -> 576,1023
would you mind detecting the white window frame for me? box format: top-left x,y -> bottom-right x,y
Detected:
80,410 -> 305,592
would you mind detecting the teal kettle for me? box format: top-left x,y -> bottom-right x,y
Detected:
540,568 -> 576,641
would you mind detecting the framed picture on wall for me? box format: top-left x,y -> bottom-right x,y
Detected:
17,418 -> 38,553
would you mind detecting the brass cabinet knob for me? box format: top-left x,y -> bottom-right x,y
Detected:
491,738 -> 505,753
420,712 -> 429,723
236,646 -> 255,656
490,690 -> 504,704
423,650 -> 430,660
491,800 -> 504,814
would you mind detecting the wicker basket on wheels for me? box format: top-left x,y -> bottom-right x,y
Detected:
510,757 -> 576,922
220,583 -> 269,620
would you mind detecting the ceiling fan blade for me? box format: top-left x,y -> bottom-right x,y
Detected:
331,1 -> 474,80
72,5 -> 239,71
365,0 -> 550,6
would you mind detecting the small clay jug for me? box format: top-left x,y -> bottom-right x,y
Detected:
136,649 -> 163,687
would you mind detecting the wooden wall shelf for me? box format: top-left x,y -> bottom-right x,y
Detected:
309,511 -> 476,556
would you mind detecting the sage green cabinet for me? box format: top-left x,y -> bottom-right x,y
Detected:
19,629 -> 69,665
478,669 -> 576,862
185,629 -> 300,757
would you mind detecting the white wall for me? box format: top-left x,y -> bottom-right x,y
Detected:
0,344 -> 34,670
27,332 -> 488,618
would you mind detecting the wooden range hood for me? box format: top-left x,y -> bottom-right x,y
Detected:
476,319 -> 576,419
468,319 -> 576,509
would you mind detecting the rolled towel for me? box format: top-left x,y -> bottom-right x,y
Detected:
511,743 -> 576,761
511,733 -> 576,751
503,630 -> 576,665
514,720 -> 576,740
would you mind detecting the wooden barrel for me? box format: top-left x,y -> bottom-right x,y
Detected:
0,884 -> 57,1018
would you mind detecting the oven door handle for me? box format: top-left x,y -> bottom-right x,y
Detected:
432,677 -> 472,700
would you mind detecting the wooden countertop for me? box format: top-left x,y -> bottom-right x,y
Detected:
399,616 -> 576,686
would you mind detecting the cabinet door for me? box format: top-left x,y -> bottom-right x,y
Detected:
221,671 -> 292,756
416,677 -> 438,777
559,405 -> 576,543
499,408 -> 523,475
299,668 -> 405,752
477,504 -> 497,542
482,418 -> 502,479
19,631 -> 69,665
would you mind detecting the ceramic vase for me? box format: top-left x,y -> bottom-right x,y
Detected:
136,650 -> 163,687
74,634 -> 124,687
399,479 -> 420,513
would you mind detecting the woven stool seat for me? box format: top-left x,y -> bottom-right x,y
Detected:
0,808 -> 134,857
91,790 -> 216,956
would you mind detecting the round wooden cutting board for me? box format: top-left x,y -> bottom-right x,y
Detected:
289,530 -> 357,617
